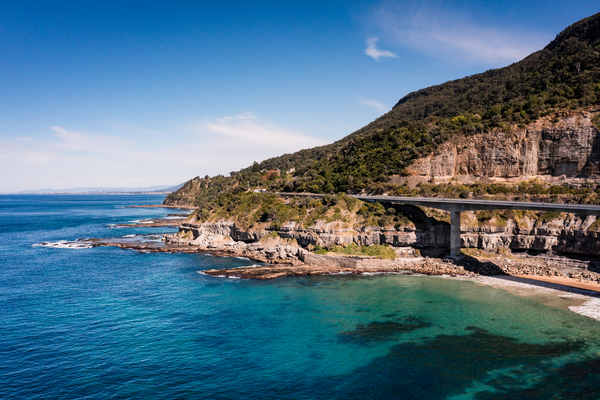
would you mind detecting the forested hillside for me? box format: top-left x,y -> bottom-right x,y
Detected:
165,12 -> 600,209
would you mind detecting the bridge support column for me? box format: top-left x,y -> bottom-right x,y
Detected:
450,211 -> 461,257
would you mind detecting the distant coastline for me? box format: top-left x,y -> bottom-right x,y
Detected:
1,182 -> 185,195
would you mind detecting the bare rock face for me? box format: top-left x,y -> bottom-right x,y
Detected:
460,214 -> 600,256
172,210 -> 600,258
403,111 -> 600,184
174,208 -> 453,257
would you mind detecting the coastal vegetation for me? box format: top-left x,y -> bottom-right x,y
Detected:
188,192 -> 415,231
312,243 -> 397,260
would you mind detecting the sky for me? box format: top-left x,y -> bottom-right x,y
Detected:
0,0 -> 598,192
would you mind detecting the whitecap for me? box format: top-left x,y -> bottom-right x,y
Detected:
123,234 -> 137,238
33,240 -> 92,249
361,272 -> 380,276
106,224 -> 125,229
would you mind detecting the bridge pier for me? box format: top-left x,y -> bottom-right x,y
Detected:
450,211 -> 461,257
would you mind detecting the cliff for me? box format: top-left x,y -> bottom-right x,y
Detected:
399,110 -> 600,186
168,203 -> 600,259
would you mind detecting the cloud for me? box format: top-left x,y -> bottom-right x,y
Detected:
194,113 -> 326,151
370,2 -> 549,66
50,126 -> 133,152
365,37 -> 398,60
220,112 -> 257,121
358,99 -> 389,113
0,115 -> 328,192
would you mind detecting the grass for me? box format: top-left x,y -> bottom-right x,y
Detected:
315,243 -> 397,260
261,231 -> 280,241
588,219 -> 600,232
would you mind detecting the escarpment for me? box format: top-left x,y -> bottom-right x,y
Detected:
398,110 -> 600,186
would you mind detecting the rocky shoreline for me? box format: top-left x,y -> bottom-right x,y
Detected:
162,228 -> 600,284
115,218 -> 185,228
84,213 -> 600,287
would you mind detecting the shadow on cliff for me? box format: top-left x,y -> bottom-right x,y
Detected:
392,204 -> 454,257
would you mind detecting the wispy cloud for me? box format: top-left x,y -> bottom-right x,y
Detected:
50,126 -> 133,152
370,2 -> 549,66
358,99 -> 389,113
365,37 -> 398,60
193,112 -> 326,151
0,115 -> 328,191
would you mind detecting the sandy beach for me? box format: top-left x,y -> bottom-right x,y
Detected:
469,274 -> 600,321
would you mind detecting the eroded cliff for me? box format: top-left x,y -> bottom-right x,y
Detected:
399,110 -> 600,186
168,204 -> 600,259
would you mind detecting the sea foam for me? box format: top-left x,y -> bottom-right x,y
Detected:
33,240 -> 93,249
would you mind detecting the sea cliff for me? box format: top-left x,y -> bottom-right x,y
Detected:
395,109 -> 600,186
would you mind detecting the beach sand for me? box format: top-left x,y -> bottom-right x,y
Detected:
468,275 -> 600,321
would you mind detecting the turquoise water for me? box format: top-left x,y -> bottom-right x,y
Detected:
1,195 -> 600,399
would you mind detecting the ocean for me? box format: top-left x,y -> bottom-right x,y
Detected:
1,194 -> 600,399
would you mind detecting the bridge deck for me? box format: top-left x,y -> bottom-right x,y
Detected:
352,195 -> 600,215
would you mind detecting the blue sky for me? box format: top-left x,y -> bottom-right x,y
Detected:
0,0 -> 598,191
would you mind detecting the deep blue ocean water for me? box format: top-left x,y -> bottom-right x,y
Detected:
2,194 -> 600,399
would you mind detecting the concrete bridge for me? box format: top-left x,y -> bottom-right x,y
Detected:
277,192 -> 600,256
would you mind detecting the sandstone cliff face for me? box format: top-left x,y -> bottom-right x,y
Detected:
177,216 -> 449,257
461,214 -> 600,256
399,111 -> 600,185
176,210 -> 600,258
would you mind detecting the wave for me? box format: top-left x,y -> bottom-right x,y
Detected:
33,240 -> 93,249
122,234 -> 137,238
106,224 -> 125,229
196,271 -> 242,279
129,220 -> 154,224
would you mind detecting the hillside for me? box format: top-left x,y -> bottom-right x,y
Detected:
165,12 -> 600,209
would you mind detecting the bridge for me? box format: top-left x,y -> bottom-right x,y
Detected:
278,193 -> 600,256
